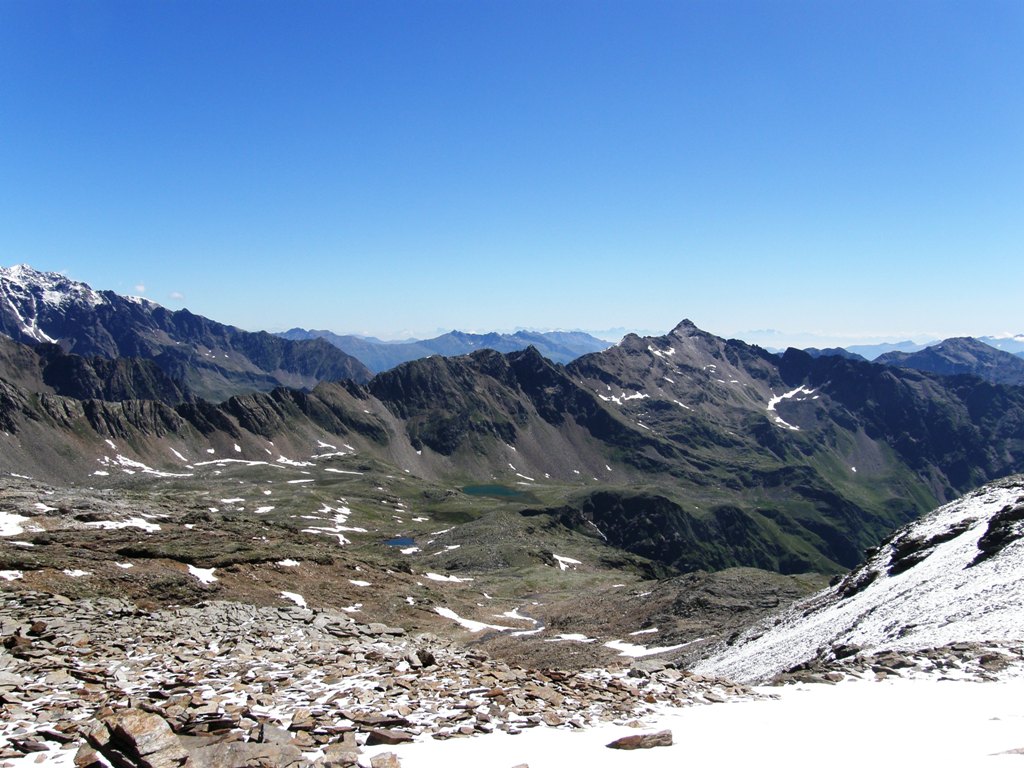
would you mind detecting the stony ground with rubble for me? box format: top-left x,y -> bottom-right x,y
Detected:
0,590 -> 757,767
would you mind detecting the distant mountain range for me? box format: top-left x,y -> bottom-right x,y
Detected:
4,311 -> 1024,577
0,265 -> 371,401
875,337 -> 1024,386
805,337 -> 1024,386
277,327 -> 611,372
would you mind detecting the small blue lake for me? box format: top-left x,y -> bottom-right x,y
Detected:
462,484 -> 525,498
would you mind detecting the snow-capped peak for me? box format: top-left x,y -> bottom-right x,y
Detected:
1,264 -> 107,310
0,264 -> 112,343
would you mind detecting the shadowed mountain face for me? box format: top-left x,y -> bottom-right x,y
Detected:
2,317 -> 1024,577
278,327 -> 611,371
875,337 -> 1024,386
0,265 -> 371,401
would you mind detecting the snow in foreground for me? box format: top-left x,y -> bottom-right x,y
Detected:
390,671 -> 1024,768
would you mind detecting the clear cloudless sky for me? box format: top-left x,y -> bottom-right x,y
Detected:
1,0 -> 1021,346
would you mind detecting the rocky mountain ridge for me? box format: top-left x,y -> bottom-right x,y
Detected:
875,336 -> 1024,386
3,318 -> 1024,577
0,265 -> 371,401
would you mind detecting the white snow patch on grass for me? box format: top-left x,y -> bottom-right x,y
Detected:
277,559 -> 300,567
324,468 -> 364,475
553,554 -> 581,571
349,579 -> 371,587
424,572 -> 473,583
187,565 -> 217,584
277,455 -> 314,467
434,607 -> 515,633
0,570 -> 23,581
62,569 -> 91,578
545,633 -> 595,644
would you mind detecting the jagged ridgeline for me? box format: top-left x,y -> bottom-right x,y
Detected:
0,264 -> 371,401
3,280 -> 1024,578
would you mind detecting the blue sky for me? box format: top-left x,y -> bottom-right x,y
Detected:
1,1 -> 1021,346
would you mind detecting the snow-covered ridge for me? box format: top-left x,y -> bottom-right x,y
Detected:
1,264 -> 107,309
696,476 -> 1024,683
1,264 -> 110,343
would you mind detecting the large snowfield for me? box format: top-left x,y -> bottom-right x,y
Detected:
387,671 -> 1024,768
14,668 -> 1024,767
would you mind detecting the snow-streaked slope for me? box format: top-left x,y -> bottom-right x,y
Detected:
695,475 -> 1024,683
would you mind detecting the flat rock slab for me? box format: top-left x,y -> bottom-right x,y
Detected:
606,729 -> 673,750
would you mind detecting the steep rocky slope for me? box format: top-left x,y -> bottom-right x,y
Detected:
694,474 -> 1024,682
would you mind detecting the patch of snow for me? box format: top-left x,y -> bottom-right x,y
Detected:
62,569 -> 91,578
603,639 -> 690,658
324,468 -> 364,475
277,559 -> 300,567
0,570 -> 25,581
424,572 -> 473,583
349,579 -> 371,587
389,670 -> 1024,768
253,506 -> 275,514
545,633 -> 596,644
277,456 -> 314,467
187,565 -> 217,584
766,385 -> 816,431
434,606 -> 515,633
497,607 -> 538,624
220,497 -> 245,504
115,562 -> 134,569
84,517 -> 161,533
0,511 -> 31,537
280,591 -> 307,608
553,554 -> 582,571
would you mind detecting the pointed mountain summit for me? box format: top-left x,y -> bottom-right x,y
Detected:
0,264 -> 371,400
